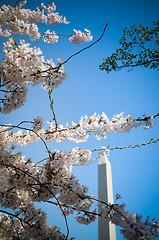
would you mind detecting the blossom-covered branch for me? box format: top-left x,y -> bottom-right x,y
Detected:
0,112 -> 158,151
0,0 -> 93,44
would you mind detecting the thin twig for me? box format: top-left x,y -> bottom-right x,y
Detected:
0,121 -> 34,134
13,0 -> 21,7
0,87 -> 18,93
34,157 -> 49,166
46,200 -> 99,216
92,138 -> 159,153
48,90 -> 58,130
41,32 -> 72,37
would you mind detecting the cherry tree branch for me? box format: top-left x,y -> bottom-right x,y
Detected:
45,112 -> 159,135
40,32 -> 72,37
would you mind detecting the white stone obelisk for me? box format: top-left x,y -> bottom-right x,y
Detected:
98,152 -> 116,240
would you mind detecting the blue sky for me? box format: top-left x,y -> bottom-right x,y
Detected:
0,0 -> 159,239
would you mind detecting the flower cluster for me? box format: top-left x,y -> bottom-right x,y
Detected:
69,29 -> 93,44
0,38 -> 67,113
32,116 -> 43,132
2,38 -> 45,87
79,112 -> 154,140
0,85 -> 28,114
42,30 -> 59,43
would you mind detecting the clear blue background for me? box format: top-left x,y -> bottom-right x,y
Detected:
0,0 -> 159,239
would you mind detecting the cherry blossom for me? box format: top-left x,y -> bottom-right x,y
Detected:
69,29 -> 93,44
43,30 -> 59,43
